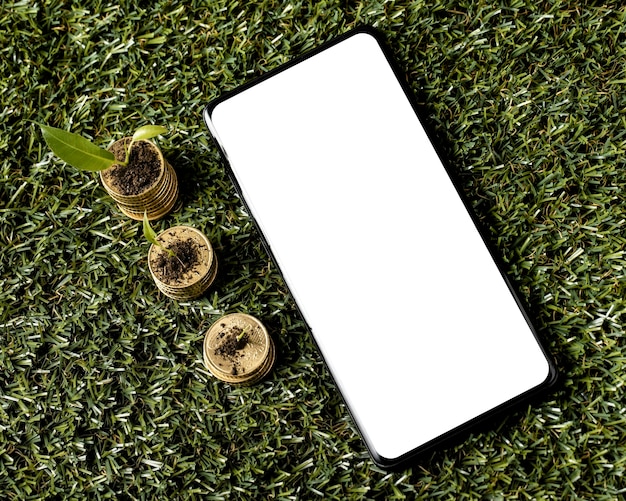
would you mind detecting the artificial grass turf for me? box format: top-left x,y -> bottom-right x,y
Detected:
2,0 -> 626,498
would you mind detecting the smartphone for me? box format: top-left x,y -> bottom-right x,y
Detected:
203,27 -> 557,470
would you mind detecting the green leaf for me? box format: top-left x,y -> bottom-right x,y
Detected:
143,211 -> 160,246
39,124 -> 116,172
132,125 -> 168,142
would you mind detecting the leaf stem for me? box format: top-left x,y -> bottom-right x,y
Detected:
237,327 -> 249,343
143,211 -> 185,268
122,138 -> 135,166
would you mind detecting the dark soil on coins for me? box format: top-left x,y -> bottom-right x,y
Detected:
107,139 -> 161,195
154,237 -> 200,282
215,325 -> 249,375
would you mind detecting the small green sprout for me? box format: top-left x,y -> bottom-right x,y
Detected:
237,326 -> 249,343
39,123 -> 167,172
142,211 -> 184,266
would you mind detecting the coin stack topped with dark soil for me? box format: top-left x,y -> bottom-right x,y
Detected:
101,138 -> 178,220
203,313 -> 275,385
148,226 -> 218,300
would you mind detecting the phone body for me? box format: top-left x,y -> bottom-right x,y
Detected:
203,27 -> 557,470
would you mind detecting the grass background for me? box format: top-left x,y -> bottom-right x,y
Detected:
2,0 -> 626,498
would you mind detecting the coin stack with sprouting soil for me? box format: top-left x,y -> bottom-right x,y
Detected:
102,137 -> 178,221
148,225 -> 218,300
203,313 -> 275,385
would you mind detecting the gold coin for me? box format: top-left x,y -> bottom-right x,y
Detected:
203,313 -> 273,384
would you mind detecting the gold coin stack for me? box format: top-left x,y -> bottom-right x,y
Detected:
148,226 -> 218,300
100,138 -> 179,221
203,313 -> 275,385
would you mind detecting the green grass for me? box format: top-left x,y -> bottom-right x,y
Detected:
3,0 -> 626,498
